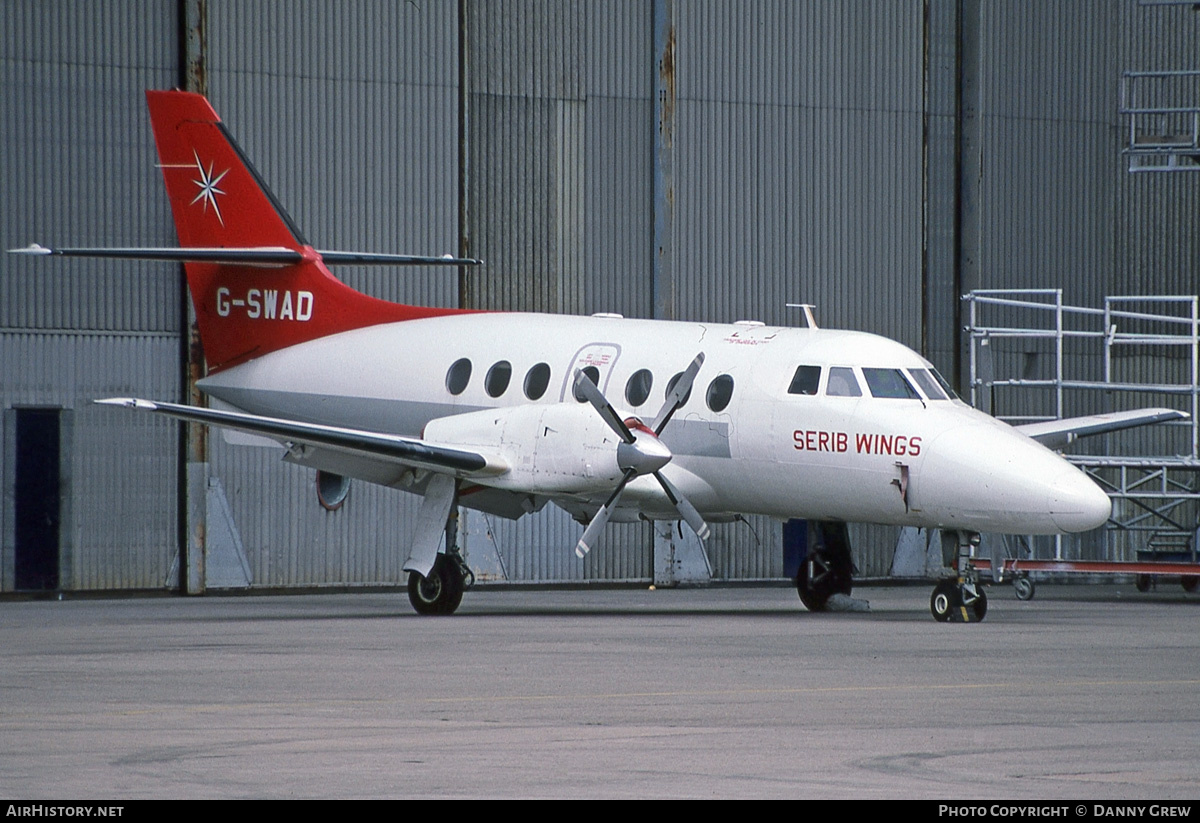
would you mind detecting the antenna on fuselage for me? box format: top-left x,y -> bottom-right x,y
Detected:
786,303 -> 819,329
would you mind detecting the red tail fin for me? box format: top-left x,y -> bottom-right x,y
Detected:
146,90 -> 465,372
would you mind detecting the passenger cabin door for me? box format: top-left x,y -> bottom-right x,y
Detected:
559,343 -> 621,403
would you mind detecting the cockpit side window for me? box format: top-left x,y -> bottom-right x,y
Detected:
826,366 -> 862,397
907,368 -> 948,400
862,367 -> 920,399
931,367 -> 960,400
787,365 -> 821,396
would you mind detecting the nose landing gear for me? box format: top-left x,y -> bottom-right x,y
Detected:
930,578 -> 988,622
931,530 -> 988,622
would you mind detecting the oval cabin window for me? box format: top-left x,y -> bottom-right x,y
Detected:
524,362 -> 551,400
446,358 -> 472,395
625,369 -> 653,407
485,361 -> 513,398
706,374 -> 734,412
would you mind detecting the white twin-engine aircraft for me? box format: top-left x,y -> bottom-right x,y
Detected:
13,91 -> 1188,621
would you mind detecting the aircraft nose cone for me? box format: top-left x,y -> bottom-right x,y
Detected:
918,417 -> 1113,534
1048,468 -> 1111,532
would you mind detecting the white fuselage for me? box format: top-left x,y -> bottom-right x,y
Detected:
198,311 -> 1112,535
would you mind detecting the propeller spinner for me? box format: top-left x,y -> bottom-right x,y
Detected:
573,353 -> 711,557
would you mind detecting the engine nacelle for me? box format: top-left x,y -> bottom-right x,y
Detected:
423,403 -> 626,494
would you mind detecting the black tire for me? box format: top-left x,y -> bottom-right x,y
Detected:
1181,577 -> 1199,594
795,550 -> 852,612
930,579 -> 960,622
408,554 -> 466,615
1135,574 -> 1152,593
963,587 -> 988,622
796,578 -> 828,612
1013,577 -> 1035,601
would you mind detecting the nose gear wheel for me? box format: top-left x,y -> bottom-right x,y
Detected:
930,578 -> 987,622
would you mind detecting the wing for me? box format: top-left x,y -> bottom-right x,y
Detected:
95,398 -> 507,478
1016,408 -> 1189,449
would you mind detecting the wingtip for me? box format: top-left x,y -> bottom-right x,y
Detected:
7,243 -> 50,255
94,397 -> 157,410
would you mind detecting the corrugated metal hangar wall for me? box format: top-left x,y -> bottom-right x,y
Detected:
2,1 -> 1196,592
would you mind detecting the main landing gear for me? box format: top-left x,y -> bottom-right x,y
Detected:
930,530 -> 988,623
408,550 -> 473,615
406,485 -> 473,615
795,521 -> 855,611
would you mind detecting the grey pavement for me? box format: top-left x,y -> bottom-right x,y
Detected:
1,583 -> 1198,799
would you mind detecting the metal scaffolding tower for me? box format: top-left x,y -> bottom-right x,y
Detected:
964,289 -> 1199,567
1121,2 -> 1200,172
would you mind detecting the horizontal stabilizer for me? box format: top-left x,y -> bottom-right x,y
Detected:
10,243 -> 302,266
317,251 -> 482,266
95,397 -> 507,477
1017,408 -> 1190,449
9,243 -> 481,267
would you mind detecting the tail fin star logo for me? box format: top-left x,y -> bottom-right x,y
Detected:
190,149 -> 229,225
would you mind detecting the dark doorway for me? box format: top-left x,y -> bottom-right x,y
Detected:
15,408 -> 61,590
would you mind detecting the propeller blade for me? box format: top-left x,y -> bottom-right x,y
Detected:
653,352 -> 705,435
573,356 -> 706,559
574,368 -> 634,443
654,471 -> 711,541
575,469 -> 637,558
574,506 -> 612,559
